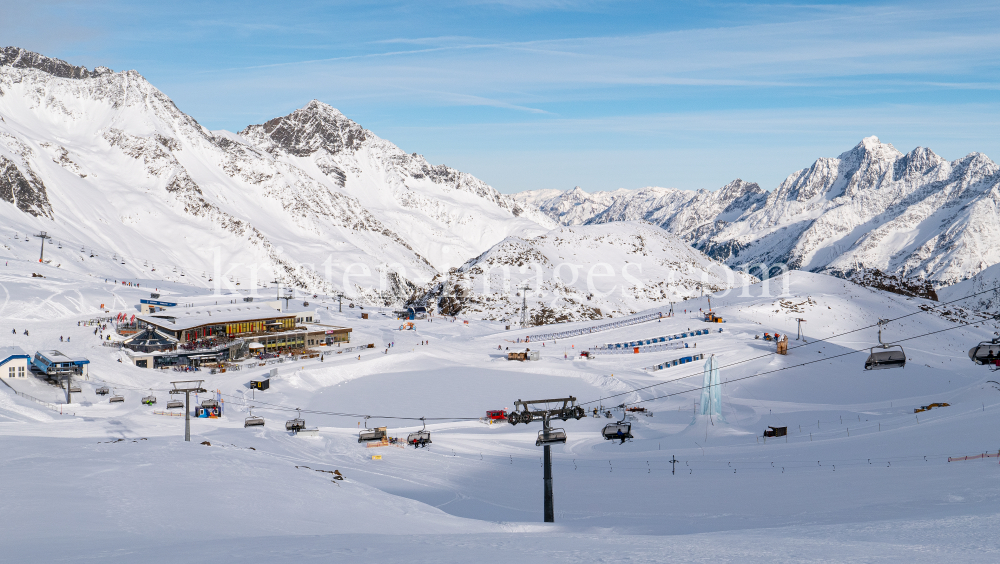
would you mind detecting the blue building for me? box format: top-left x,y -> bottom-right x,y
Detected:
32,350 -> 90,377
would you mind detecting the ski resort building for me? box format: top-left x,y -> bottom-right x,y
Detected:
32,350 -> 90,377
125,304 -> 351,368
0,346 -> 30,379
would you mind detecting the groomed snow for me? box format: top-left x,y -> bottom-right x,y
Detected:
2,256 -> 1000,562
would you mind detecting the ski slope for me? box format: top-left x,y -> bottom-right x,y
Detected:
2,256 -> 1000,562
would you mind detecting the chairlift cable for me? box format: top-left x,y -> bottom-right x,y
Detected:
579,288 -> 1000,407
615,318 -> 986,408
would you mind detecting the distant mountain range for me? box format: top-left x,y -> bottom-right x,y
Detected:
2,46 -> 998,319
516,138 -> 1000,287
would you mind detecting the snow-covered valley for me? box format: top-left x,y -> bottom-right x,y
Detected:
3,253 -> 1000,561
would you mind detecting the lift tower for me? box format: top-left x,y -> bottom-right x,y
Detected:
506,396 -> 584,522
169,380 -> 207,441
518,283 -> 532,329
34,231 -> 51,263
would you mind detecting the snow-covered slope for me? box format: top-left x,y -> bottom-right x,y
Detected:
412,221 -> 756,322
0,47 -> 553,303
525,139 -> 1000,287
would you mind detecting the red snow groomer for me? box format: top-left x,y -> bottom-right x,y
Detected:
486,410 -> 508,421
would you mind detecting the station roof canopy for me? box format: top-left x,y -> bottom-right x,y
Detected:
35,350 -> 89,365
137,304 -> 291,332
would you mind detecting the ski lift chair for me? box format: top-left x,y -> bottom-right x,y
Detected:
141,394 -> 157,405
286,408 -> 306,432
358,418 -> 387,443
406,418 -> 432,448
109,394 -> 125,403
166,400 -> 184,409
536,427 -> 567,446
865,320 -> 906,370
969,338 -> 1000,367
245,408 -> 265,428
96,386 -> 110,396
601,420 -> 633,444
201,399 -> 219,408
68,384 -> 82,394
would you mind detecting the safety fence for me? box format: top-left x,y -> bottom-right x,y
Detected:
588,343 -> 686,356
593,328 -> 717,351
644,353 -> 706,372
527,311 -> 665,342
0,378 -> 68,415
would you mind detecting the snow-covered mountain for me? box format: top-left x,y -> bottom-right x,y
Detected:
525,139 -> 1000,287
411,222 -> 756,322
0,47 -> 554,302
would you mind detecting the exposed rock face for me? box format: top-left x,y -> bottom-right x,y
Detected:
0,155 -> 52,218
0,46 -> 111,80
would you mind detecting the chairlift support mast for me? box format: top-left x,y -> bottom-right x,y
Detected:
33,231 -> 51,263
169,380 -> 207,441
795,318 -> 806,341
507,396 -> 583,523
519,283 -> 532,329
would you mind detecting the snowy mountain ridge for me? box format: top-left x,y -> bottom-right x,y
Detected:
412,221 -> 757,322
518,139 -> 1000,287
0,47 -> 555,303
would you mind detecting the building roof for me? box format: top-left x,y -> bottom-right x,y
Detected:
138,304 -> 291,332
35,350 -> 89,364
0,346 -> 30,363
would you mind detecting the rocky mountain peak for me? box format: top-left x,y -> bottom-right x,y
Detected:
0,47 -> 108,79
240,99 -> 367,157
838,136 -> 904,169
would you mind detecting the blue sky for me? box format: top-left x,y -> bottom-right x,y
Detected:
3,0 -> 1000,193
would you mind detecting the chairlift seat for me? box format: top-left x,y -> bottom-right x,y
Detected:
535,428 -> 567,446
969,342 -> 1000,365
358,427 -> 387,443
141,395 -> 157,405
166,400 -> 184,409
865,346 -> 906,370
96,386 -> 110,396
406,430 -> 432,447
201,399 -> 219,408
68,385 -> 82,393
245,416 -> 265,427
286,418 -> 306,432
601,422 -> 633,443
109,395 -> 125,403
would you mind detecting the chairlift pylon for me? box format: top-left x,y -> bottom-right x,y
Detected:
865,319 -> 906,370
406,417 -> 432,448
